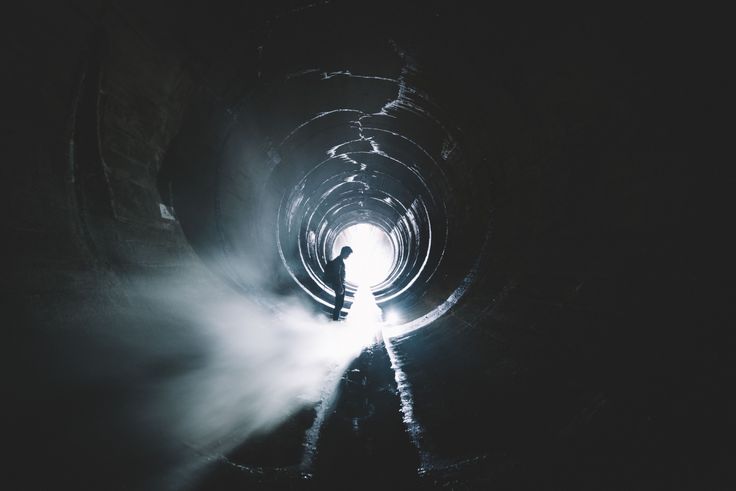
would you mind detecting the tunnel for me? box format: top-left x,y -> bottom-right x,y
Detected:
167,45 -> 486,325
5,2 -> 730,490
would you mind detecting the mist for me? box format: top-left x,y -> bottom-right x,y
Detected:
25,261 -> 382,490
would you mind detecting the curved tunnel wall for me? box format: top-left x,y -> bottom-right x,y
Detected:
6,2 -> 721,490
165,24 -> 492,325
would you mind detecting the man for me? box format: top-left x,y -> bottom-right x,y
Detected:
325,246 -> 352,321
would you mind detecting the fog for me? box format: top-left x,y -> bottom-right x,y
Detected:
30,262 -> 383,490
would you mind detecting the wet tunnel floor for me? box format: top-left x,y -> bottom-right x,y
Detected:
193,341 -> 420,490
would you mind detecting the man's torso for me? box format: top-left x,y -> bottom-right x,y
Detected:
326,257 -> 344,287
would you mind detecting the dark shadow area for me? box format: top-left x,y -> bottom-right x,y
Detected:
4,2 -> 731,490
312,343 -> 420,490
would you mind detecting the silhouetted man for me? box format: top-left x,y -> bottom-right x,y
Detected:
325,246 -> 352,320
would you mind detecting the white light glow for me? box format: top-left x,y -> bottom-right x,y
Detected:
340,285 -> 384,347
347,285 -> 383,323
384,310 -> 401,325
332,223 -> 394,288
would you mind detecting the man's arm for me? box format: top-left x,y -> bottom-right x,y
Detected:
338,262 -> 346,294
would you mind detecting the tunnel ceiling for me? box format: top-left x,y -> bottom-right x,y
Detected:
6,1 -> 724,490
164,4 -> 494,325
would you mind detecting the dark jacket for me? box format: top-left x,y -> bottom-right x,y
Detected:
325,257 -> 345,289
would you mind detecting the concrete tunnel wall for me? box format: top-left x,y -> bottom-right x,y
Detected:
4,2 -> 729,490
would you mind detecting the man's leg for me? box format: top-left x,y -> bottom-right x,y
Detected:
332,291 -> 345,320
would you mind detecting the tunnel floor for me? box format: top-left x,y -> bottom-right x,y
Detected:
8,3 -> 726,490
193,340 -> 421,490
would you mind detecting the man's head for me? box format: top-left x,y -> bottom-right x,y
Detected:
340,246 -> 353,259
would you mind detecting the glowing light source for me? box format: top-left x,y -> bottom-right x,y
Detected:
332,223 -> 394,288
384,310 -> 401,325
347,285 -> 383,325
343,285 -> 384,347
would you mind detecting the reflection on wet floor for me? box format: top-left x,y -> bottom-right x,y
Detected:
312,342 -> 420,490
192,286 -> 422,490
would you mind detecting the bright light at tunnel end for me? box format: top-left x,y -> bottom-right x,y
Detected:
332,223 -> 395,288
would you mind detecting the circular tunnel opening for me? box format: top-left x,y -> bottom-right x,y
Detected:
165,18 -> 492,332
331,223 -> 395,289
